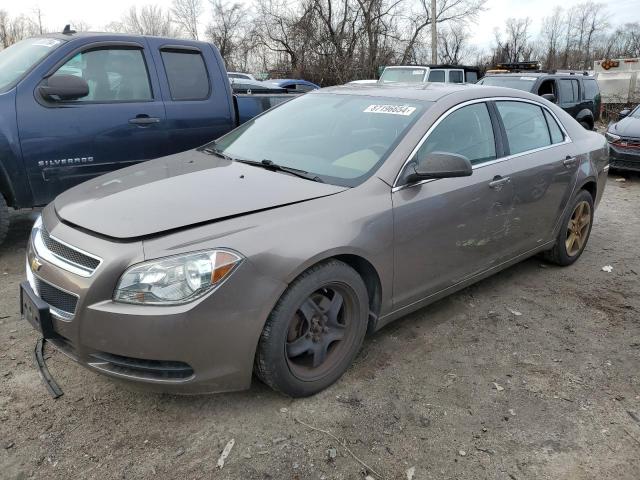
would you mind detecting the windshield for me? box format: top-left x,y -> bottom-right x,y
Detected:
212,94 -> 428,187
630,105 -> 640,118
379,68 -> 427,83
477,76 -> 536,92
0,37 -> 65,93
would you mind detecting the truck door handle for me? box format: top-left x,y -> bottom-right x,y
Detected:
129,115 -> 160,126
563,156 -> 577,168
489,176 -> 511,190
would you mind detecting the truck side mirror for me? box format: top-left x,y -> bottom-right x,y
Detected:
39,75 -> 89,101
541,93 -> 556,103
618,109 -> 631,119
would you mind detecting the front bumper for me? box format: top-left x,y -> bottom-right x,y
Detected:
23,206 -> 286,394
609,144 -> 640,172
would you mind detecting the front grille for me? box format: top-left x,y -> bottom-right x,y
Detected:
89,352 -> 194,381
35,277 -> 78,315
611,159 -> 640,171
41,227 -> 100,271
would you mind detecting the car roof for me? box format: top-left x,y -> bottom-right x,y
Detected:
315,82 -> 540,103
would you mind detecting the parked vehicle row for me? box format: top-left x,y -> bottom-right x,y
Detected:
21,82 -> 608,397
0,32 -> 298,246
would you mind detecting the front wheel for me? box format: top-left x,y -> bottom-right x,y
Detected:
254,260 -> 369,397
543,189 -> 594,266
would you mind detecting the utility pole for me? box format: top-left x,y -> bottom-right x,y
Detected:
431,0 -> 437,63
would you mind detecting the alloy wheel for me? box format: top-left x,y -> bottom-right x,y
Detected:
565,200 -> 591,257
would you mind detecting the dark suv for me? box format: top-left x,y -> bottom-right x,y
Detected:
478,72 -> 601,130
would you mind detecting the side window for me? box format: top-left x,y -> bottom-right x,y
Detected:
559,79 -> 575,103
496,101 -> 551,154
583,79 -> 599,101
543,109 -> 565,144
465,71 -> 478,83
414,103 -> 496,166
52,48 -> 152,102
161,49 -> 209,100
428,70 -> 445,82
295,84 -> 315,92
448,70 -> 463,83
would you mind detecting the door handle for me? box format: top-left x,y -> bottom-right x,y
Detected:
563,156 -> 577,168
129,115 -> 160,126
489,176 -> 511,189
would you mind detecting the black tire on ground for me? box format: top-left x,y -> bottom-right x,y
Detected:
0,194 -> 9,247
543,189 -> 594,266
254,259 -> 369,397
579,121 -> 592,130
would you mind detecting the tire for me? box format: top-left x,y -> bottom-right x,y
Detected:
579,121 -> 592,130
543,189 -> 594,266
255,259 -> 369,397
0,194 -> 9,248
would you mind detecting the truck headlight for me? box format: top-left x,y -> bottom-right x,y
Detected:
114,250 -> 243,305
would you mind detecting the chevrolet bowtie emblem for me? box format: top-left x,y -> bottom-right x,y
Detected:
31,257 -> 43,272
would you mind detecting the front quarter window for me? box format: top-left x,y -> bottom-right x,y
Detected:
0,37 -> 64,93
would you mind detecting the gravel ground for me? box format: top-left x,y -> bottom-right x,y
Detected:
1,175 -> 639,480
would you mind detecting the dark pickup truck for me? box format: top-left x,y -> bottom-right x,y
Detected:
0,31 -> 293,244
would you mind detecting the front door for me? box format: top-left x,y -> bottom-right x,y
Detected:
17,40 -> 167,206
392,101 -> 516,308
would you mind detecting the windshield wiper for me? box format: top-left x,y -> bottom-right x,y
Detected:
201,143 -> 235,161
237,159 -> 324,183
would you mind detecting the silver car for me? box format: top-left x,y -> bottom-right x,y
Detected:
21,83 -> 609,397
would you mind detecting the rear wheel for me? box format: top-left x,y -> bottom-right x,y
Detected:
543,189 -> 594,266
255,260 -> 369,397
0,194 -> 9,247
579,120 -> 593,130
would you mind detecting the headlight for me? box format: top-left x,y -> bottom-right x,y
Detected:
114,250 -> 243,305
605,131 -> 621,143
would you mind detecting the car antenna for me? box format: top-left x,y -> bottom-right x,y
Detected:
62,24 -> 76,35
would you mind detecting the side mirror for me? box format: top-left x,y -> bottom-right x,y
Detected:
406,152 -> 473,183
39,75 -> 89,101
618,109 -> 631,119
541,93 -> 556,103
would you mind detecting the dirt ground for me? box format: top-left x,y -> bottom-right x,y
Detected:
1,175 -> 639,480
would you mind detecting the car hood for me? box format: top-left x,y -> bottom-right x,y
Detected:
54,150 -> 348,239
610,116 -> 640,137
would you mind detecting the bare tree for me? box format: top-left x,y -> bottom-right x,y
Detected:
438,24 -> 475,64
172,0 -> 203,40
0,10 -> 39,47
541,7 -> 563,69
107,5 -> 181,37
206,0 -> 248,69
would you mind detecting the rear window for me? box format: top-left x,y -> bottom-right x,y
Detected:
477,76 -> 536,92
161,49 -> 209,100
466,71 -> 478,83
583,79 -> 600,101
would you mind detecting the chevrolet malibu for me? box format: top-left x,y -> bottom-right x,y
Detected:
21,83 -> 609,397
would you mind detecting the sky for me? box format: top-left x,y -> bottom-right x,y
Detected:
4,0 -> 640,51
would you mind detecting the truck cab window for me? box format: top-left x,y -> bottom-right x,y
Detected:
161,50 -> 210,100
53,48 -> 152,102
428,70 -> 445,82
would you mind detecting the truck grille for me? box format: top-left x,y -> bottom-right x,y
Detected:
41,227 -> 101,271
35,277 -> 78,317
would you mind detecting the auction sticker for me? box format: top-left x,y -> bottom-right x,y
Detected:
364,104 -> 416,116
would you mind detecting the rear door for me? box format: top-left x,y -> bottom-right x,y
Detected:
558,78 -> 581,118
17,39 -> 167,206
391,101 -> 517,308
492,100 -> 578,257
147,40 -> 235,153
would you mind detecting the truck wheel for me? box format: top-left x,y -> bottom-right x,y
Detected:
543,189 -> 594,266
0,194 -> 9,247
579,121 -> 592,130
254,260 -> 369,397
